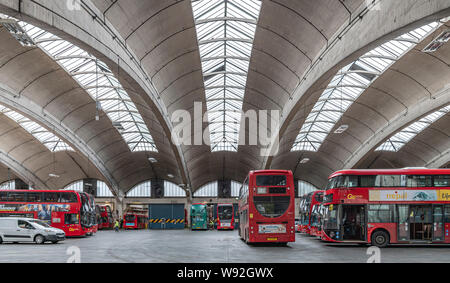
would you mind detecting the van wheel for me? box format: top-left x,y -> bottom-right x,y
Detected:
371,230 -> 389,248
34,235 -> 45,245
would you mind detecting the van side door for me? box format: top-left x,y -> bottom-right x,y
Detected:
14,220 -> 35,242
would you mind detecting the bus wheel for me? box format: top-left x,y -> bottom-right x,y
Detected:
34,235 -> 45,245
371,230 -> 389,248
0,237 -> 2,244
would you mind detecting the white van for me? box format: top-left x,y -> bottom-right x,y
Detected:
0,218 -> 66,244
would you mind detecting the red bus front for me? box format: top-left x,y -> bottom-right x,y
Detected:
217,204 -> 235,230
239,170 -> 296,244
321,169 -> 450,247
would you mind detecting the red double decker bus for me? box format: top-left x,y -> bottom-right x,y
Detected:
322,168 -> 450,247
298,190 -> 324,235
97,205 -> 113,230
124,211 -> 148,229
238,170 -> 296,244
217,203 -> 234,230
0,190 -> 96,237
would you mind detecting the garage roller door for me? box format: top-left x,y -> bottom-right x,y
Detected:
148,204 -> 185,229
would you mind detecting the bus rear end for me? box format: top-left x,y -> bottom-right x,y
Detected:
247,170 -> 296,244
124,213 -> 138,229
217,204 -> 234,230
191,204 -> 208,230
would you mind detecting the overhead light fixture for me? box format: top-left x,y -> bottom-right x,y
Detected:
0,18 -> 35,46
423,30 -> 450,53
49,173 -> 60,178
300,158 -> 310,164
95,101 -> 102,121
334,125 -> 349,134
167,174 -> 175,179
148,157 -> 157,163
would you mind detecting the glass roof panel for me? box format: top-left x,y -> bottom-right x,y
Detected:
0,106 -> 73,152
6,17 -> 158,153
192,0 -> 262,152
291,22 -> 440,152
376,105 -> 450,152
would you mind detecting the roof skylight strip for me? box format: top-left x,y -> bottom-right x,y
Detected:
291,22 -> 440,152
376,105 -> 450,152
0,106 -> 74,152
192,0 -> 262,152
8,18 -> 158,153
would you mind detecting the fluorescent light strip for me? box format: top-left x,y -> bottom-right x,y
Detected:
376,105 -> 450,152
0,105 -> 73,152
192,0 -> 262,152
291,22 -> 440,152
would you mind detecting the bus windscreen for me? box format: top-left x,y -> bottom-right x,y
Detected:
218,205 -> 233,220
253,196 -> 290,218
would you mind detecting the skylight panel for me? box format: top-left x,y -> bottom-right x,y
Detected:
192,0 -> 262,152
291,22 -> 440,152
376,105 -> 450,152
10,19 -> 158,153
0,106 -> 73,152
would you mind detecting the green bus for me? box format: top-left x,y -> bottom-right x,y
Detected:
191,203 -> 208,230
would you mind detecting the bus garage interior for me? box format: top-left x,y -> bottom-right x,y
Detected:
0,0 -> 448,263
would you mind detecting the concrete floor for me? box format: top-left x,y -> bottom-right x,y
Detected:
1,230 -> 450,263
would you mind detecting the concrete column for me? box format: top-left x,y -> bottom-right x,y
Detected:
83,178 -> 97,196
218,179 -> 231,198
151,179 -> 164,199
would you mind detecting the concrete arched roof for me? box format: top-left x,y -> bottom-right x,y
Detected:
0,0 -> 447,192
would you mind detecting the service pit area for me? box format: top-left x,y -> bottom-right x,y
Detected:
1,230 -> 450,263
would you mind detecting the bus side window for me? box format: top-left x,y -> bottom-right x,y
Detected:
0,192 -> 7,201
434,176 -> 450,187
445,205 -> 450,223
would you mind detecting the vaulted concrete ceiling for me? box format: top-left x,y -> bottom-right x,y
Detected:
0,0 -> 448,193
273,20 -> 450,188
0,23 -> 180,194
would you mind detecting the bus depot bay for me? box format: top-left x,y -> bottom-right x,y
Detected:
322,169 -> 450,247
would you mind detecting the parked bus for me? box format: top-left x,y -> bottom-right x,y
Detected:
310,203 -> 325,237
239,170 -> 296,244
87,194 -> 98,234
98,205 -> 114,230
123,211 -> 148,229
298,195 -> 307,233
191,203 -> 208,230
217,203 -> 235,230
80,192 -> 96,236
298,190 -> 324,235
321,168 -> 450,247
0,190 -> 95,237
